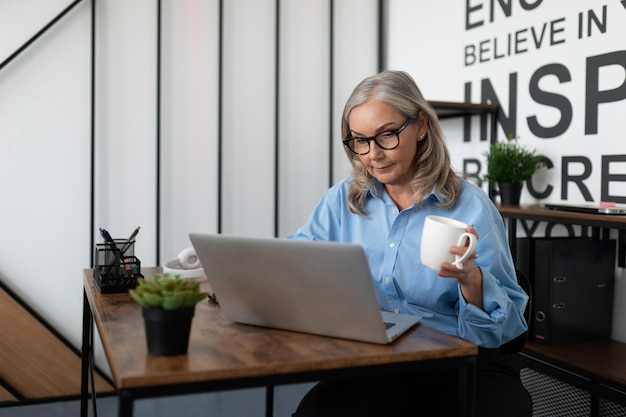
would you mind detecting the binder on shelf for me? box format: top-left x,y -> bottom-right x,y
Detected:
516,237 -> 615,346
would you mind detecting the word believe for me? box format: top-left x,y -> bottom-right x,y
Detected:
465,18 -> 565,66
465,3 -> 609,67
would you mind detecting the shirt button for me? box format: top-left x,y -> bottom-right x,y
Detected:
384,277 -> 391,284
389,242 -> 395,248
393,309 -> 400,314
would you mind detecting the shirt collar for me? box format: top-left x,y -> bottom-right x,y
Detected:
424,186 -> 444,205
367,179 -> 445,206
367,178 -> 385,199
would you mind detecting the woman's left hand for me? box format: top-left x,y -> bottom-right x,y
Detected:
438,225 -> 484,308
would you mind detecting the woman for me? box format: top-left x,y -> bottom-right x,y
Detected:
289,70 -> 531,416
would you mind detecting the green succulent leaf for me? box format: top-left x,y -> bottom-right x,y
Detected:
129,273 -> 208,309
129,289 -> 150,308
141,292 -> 164,308
182,292 -> 209,308
162,294 -> 184,310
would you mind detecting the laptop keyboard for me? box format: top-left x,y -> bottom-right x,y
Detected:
384,321 -> 396,330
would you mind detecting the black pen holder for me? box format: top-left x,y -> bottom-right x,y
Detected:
94,239 -> 142,293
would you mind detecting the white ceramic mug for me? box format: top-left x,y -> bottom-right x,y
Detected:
421,215 -> 477,270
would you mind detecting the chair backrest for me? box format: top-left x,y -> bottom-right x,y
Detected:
499,268 -> 532,354
516,268 -> 532,324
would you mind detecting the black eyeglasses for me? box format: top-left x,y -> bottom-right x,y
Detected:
343,117 -> 414,155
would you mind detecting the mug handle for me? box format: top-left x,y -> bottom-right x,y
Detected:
452,233 -> 477,270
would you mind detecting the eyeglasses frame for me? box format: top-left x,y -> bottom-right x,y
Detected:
343,116 -> 416,155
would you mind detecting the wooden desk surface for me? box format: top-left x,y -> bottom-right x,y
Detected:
84,268 -> 477,390
498,204 -> 626,228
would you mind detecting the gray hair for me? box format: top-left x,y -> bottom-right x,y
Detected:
341,70 -> 460,215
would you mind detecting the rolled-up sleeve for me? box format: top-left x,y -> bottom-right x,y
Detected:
454,191 -> 529,347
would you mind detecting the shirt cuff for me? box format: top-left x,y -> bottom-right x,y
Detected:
458,271 -> 507,324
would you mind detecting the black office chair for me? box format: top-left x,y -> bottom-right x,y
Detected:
499,268 -> 532,354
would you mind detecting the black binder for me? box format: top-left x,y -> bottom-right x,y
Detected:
516,237 -> 615,346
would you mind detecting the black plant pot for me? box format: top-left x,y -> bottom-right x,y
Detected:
142,306 -> 195,356
498,182 -> 523,205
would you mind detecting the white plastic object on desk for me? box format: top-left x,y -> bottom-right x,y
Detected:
162,247 -> 204,278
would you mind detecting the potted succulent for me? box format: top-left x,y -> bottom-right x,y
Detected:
483,135 -> 545,205
129,272 -> 208,356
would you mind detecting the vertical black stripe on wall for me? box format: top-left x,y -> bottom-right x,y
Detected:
217,0 -> 224,234
155,0 -> 162,265
377,0 -> 385,72
270,0 -> 280,377
274,0 -> 280,237
86,2 -> 98,414
89,0 -> 96,266
328,0 -> 334,188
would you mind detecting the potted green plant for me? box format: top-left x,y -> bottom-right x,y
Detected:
129,272 -> 208,356
483,135 -> 545,205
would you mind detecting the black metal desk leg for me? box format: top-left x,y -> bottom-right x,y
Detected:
266,384 -> 274,417
119,390 -> 134,417
81,290 -> 93,417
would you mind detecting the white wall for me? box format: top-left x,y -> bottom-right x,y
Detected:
1,0 -> 625,384
160,0 -> 220,247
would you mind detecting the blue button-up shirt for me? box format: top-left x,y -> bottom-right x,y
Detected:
289,176 -> 528,348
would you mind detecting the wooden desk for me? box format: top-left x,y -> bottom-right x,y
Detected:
81,268 -> 477,417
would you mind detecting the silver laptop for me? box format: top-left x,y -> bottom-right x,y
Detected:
189,233 -> 421,344
544,203 -> 626,215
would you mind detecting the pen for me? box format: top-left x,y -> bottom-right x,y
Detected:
99,228 -> 115,244
120,226 -> 141,255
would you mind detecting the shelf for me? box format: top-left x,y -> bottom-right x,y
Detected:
498,204 -> 626,229
429,100 -> 500,198
498,204 -> 626,267
522,340 -> 626,388
429,100 -> 499,119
